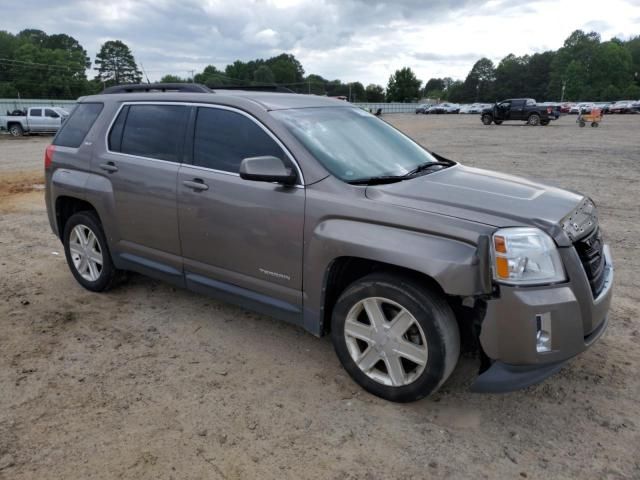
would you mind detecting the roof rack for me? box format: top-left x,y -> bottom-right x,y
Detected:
102,83 -> 212,94
212,85 -> 295,93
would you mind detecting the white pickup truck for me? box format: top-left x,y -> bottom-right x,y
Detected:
1,106 -> 69,136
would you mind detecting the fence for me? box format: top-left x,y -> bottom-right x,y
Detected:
354,102 -> 420,113
0,98 -> 77,114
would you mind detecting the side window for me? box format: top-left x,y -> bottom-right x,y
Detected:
193,107 -> 285,173
31,109 -> 42,117
119,105 -> 188,162
108,105 -> 129,152
45,108 -> 58,118
53,103 -> 104,148
499,101 -> 510,109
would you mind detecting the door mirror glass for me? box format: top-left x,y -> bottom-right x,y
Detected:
239,156 -> 296,185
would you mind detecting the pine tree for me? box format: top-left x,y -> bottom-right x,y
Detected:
94,40 -> 142,87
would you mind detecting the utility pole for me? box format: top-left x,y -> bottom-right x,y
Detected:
189,70 -> 195,83
348,83 -> 352,102
560,79 -> 566,103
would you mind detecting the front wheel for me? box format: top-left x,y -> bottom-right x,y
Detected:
9,124 -> 23,136
63,211 -> 120,292
331,273 -> 460,402
493,120 -> 503,125
481,114 -> 493,125
527,114 -> 541,126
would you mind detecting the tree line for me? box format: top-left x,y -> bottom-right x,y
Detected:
1,28 -> 639,102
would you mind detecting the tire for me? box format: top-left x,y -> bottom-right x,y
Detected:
527,113 -> 540,126
579,120 -> 586,127
481,114 -> 493,125
8,123 -> 23,137
591,122 -> 599,128
63,211 -> 119,292
331,273 -> 460,403
493,120 -> 503,125
540,120 -> 550,126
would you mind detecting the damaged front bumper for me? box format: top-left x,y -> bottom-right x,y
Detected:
471,245 -> 613,393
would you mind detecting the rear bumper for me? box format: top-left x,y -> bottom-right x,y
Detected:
474,245 -> 613,391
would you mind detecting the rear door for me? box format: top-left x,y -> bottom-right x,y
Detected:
510,99 -> 526,120
177,105 -> 305,319
28,108 -> 45,131
97,103 -> 189,282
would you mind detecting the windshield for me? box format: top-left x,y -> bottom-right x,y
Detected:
271,107 -> 439,182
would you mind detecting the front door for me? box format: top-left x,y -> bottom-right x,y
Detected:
177,106 -> 305,320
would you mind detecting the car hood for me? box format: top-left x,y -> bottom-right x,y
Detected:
365,165 -> 584,245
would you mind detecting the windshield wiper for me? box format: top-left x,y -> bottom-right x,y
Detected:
346,175 -> 407,185
404,160 -> 455,177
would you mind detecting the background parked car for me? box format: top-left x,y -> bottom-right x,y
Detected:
428,103 -> 460,114
570,102 -> 595,114
415,103 -> 432,114
609,100 -> 635,114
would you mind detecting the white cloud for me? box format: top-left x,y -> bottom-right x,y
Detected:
0,0 -> 638,85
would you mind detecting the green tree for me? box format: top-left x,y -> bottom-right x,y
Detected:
590,41 -> 632,96
564,60 -> 588,101
623,83 -> 640,99
194,65 -> 233,86
94,40 -> 141,86
253,65 -> 275,84
160,74 -> 186,83
365,84 -> 385,102
446,80 -> 465,103
600,84 -> 621,101
266,53 -> 304,84
386,67 -> 422,102
462,58 -> 495,102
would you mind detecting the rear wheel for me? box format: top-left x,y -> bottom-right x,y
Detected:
63,211 -> 120,292
527,113 -> 540,126
591,122 -> 599,128
8,124 -> 23,137
540,119 -> 550,126
481,114 -> 493,125
331,273 -> 460,402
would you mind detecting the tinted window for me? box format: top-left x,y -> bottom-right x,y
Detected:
53,103 -> 104,148
119,105 -> 188,162
45,109 -> 58,117
108,105 -> 128,152
31,109 -> 42,117
193,107 -> 285,173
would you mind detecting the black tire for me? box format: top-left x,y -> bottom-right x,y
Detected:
8,123 -> 23,137
527,113 -> 541,126
493,120 -> 503,125
591,122 -> 599,128
579,120 -> 586,127
481,114 -> 493,125
63,211 -> 120,292
331,273 -> 460,403
540,120 -> 550,126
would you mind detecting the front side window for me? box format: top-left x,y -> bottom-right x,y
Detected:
45,108 -> 58,118
53,103 -> 104,148
271,107 -> 439,182
193,107 -> 285,173
117,104 -> 189,162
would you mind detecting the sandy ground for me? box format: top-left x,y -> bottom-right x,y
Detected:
1,114 -> 639,479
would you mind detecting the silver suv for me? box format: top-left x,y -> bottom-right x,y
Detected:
44,83 -> 613,402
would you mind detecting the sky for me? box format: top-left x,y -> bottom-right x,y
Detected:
2,0 -> 640,85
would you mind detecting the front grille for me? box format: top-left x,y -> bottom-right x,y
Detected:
574,226 -> 606,297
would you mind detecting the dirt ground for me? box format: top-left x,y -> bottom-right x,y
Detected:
1,114 -> 639,480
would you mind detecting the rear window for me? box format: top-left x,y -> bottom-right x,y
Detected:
110,104 -> 188,163
53,103 -> 104,148
31,109 -> 42,117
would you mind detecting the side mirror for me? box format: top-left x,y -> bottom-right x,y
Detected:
239,156 -> 297,185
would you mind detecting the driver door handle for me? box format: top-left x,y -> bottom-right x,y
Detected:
99,162 -> 118,173
183,179 -> 209,191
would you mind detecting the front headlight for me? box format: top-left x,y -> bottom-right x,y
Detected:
491,227 -> 566,285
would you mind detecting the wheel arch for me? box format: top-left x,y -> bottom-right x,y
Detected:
55,195 -> 101,240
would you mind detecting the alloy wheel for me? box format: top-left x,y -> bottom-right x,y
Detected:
344,297 -> 428,387
69,224 -> 103,282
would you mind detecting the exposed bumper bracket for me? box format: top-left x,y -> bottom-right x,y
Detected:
470,360 -> 568,393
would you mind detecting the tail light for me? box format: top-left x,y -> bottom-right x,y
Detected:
44,144 -> 55,170
547,107 -> 552,114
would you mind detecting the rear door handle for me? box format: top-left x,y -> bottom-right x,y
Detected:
182,179 -> 209,191
99,162 -> 118,173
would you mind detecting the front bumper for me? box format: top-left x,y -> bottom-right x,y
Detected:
472,244 -> 613,392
